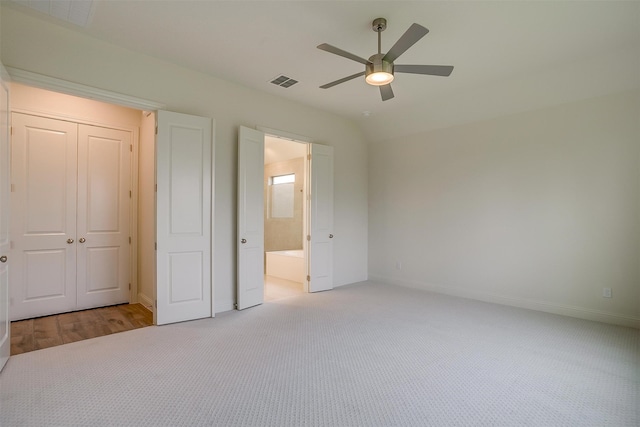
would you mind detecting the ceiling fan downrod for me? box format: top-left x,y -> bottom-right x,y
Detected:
372,17 -> 387,54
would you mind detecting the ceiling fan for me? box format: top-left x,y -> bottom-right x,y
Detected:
317,18 -> 454,101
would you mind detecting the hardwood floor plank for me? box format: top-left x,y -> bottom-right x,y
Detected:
10,334 -> 35,355
60,322 -> 113,343
97,307 -> 136,333
57,309 -> 102,326
33,316 -> 61,339
11,319 -> 33,336
109,305 -> 152,328
10,303 -> 153,355
34,336 -> 64,350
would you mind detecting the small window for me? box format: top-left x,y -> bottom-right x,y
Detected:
269,174 -> 295,218
271,174 -> 295,185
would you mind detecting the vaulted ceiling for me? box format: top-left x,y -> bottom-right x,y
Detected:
5,1 -> 640,141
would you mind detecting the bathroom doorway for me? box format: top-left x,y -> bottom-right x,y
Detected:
237,126 -> 333,310
263,136 -> 307,302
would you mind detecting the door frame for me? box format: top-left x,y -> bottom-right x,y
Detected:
258,127 -> 313,293
6,68 -> 165,314
9,109 -> 139,310
257,126 -> 316,295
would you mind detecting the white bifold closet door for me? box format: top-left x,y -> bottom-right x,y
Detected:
10,113 -> 131,321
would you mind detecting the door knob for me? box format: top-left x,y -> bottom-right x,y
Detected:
79,238 -> 86,243
241,238 -> 247,244
67,239 -> 74,244
329,234 -> 334,239
0,255 -> 7,263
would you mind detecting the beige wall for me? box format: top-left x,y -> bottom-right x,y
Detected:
264,158 -> 304,252
137,112 -> 156,310
10,83 -> 141,128
369,90 -> 640,327
1,6 -> 369,312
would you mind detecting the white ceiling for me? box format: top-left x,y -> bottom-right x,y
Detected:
6,1 -> 640,141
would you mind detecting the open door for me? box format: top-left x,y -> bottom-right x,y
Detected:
237,126 -> 264,310
0,65 -> 10,370
308,144 -> 334,292
156,110 -> 213,325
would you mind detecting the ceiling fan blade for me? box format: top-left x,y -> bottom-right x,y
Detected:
317,43 -> 371,65
380,84 -> 394,101
395,64 -> 454,77
320,71 -> 366,89
383,23 -> 429,63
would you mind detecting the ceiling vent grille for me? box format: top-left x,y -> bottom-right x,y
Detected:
270,75 -> 298,88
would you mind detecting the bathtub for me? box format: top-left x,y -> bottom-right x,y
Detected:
265,250 -> 305,283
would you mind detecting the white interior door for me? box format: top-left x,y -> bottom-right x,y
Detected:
308,143 -> 334,293
0,66 -> 11,371
237,126 -> 264,310
76,125 -> 131,309
156,110 -> 212,325
10,113 -> 78,320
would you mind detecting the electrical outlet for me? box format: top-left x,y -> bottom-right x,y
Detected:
602,287 -> 612,298
395,261 -> 402,270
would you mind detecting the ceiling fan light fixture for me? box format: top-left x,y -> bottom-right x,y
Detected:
366,71 -> 394,86
365,54 -> 394,86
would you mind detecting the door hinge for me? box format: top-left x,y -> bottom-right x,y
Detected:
10,126 -> 13,135
128,283 -> 131,290
129,190 -> 132,198
130,144 -> 132,152
155,184 -> 157,192
307,154 -> 311,160
155,299 -> 157,308
307,275 -> 311,282
129,236 -> 131,244
155,242 -> 157,250
155,123 -> 158,135
307,235 -> 311,241
10,184 -> 14,192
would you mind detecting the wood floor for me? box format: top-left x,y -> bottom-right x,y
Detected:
10,303 -> 153,356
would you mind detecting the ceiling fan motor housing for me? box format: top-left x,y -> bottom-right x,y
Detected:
366,53 -> 394,85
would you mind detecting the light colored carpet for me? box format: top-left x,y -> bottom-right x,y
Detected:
1,281 -> 638,426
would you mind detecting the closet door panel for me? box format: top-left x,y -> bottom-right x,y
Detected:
76,125 -> 131,309
9,113 -> 78,320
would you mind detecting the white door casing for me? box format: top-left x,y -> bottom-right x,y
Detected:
237,126 -> 264,310
0,66 -> 10,371
308,144 -> 334,293
10,113 -> 79,320
76,125 -> 131,309
156,110 -> 212,325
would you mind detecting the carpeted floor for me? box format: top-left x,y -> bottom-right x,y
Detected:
0,281 -> 638,426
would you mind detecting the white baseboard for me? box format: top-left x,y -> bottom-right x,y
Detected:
369,275 -> 640,329
137,293 -> 154,312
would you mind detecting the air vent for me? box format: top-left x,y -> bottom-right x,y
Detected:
270,75 -> 298,88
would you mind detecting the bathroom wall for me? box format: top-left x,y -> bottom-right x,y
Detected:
264,157 -> 304,252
